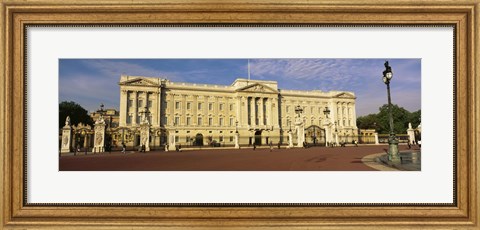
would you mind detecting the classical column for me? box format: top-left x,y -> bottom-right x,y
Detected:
170,93 -> 175,126
258,98 -> 264,126
182,94 -> 187,126
272,98 -> 279,128
193,95 -> 198,125
236,96 -> 241,126
352,103 -> 357,128
242,97 -> 248,127
151,92 -> 158,126
250,97 -> 256,126
265,97 -> 272,128
119,90 -> 128,127
132,91 -> 138,125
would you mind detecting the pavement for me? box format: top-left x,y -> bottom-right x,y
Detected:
59,144 -> 419,171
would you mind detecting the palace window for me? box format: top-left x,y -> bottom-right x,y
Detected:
175,136 -> 179,142
286,106 -> 290,113
229,118 -> 234,126
175,101 -> 180,110
197,117 -> 202,126
311,107 -> 314,113
164,117 -> 168,125
343,120 -> 346,126
127,99 -> 133,107
138,100 -> 143,108
147,100 -> 152,108
208,117 -> 213,126
219,136 -> 224,142
219,103 -> 224,111
187,102 -> 191,110
174,116 -> 180,126
136,115 -> 141,124
186,136 -> 190,142
230,136 -> 233,142
219,118 -> 224,126
186,117 -> 191,126
230,104 -> 233,111
127,115 -> 132,124
209,103 -> 213,111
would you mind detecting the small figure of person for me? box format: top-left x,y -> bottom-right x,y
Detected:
269,141 -> 273,152
165,144 -> 169,152
253,143 -> 256,150
354,140 -> 358,147
407,141 -> 411,149
122,142 -> 126,153
277,142 -> 281,149
141,144 -> 146,153
178,144 -> 182,152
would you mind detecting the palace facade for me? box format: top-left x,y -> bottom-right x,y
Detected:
118,75 -> 358,148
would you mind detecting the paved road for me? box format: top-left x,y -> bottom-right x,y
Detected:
59,144 -> 418,171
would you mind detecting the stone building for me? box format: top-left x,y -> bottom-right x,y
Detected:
90,105 -> 120,128
118,75 -> 358,149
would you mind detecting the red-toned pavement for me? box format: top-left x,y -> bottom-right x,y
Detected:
59,144 -> 417,171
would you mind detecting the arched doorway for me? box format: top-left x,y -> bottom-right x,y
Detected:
254,130 -> 262,145
195,133 -> 204,146
305,125 -> 326,146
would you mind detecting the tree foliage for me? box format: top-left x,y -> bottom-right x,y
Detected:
356,104 -> 421,134
59,101 -> 93,129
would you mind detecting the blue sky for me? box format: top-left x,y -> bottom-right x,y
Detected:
59,59 -> 421,117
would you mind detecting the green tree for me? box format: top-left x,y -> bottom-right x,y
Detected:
409,110 -> 421,128
356,113 -> 378,130
59,101 -> 93,129
356,104 -> 420,134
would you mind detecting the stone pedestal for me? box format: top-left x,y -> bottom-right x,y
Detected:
60,127 -> 72,153
287,131 -> 293,148
168,132 -> 176,151
374,133 -> 379,145
234,132 -> 240,149
140,124 -> 150,152
407,122 -> 415,145
295,124 -> 305,148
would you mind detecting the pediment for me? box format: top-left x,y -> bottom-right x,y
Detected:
334,92 -> 355,99
120,78 -> 160,87
236,83 -> 278,93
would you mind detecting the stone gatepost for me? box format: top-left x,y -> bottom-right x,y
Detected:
140,123 -> 150,151
287,131 -> 294,148
407,122 -> 415,144
93,115 -> 106,153
60,116 -> 72,153
234,132 -> 240,149
294,117 -> 305,148
168,131 -> 177,151
374,133 -> 379,145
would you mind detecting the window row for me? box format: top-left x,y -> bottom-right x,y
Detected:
127,99 -> 153,109
172,102 -> 234,111
167,117 -> 236,126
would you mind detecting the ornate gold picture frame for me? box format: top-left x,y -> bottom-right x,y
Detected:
1,0 -> 478,228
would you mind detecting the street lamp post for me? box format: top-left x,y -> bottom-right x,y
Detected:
382,61 -> 400,163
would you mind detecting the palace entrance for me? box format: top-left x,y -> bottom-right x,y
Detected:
305,125 -> 326,146
254,130 -> 262,145
195,133 -> 204,146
